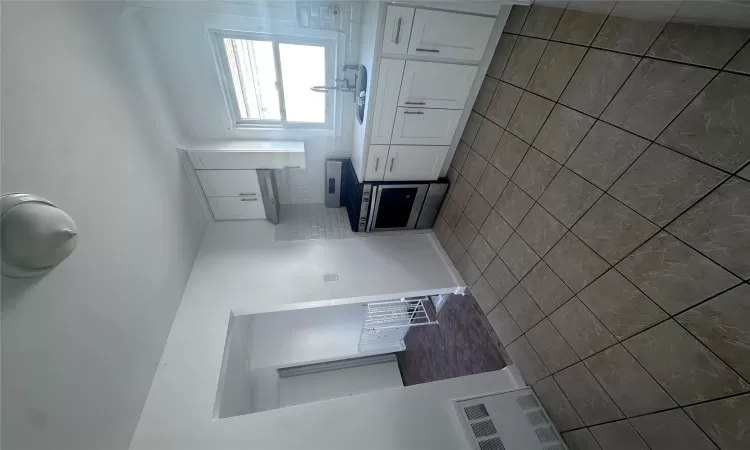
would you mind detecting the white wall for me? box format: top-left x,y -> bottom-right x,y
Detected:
216,314 -> 254,419
186,220 -> 462,316
0,3 -> 208,450
133,3 -> 358,204
278,360 -> 403,408
249,303 -> 366,369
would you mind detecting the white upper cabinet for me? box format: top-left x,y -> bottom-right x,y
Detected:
398,61 -> 478,109
407,9 -> 495,61
383,145 -> 449,181
365,145 -> 389,181
370,58 -> 406,145
381,5 -> 414,55
391,108 -> 462,146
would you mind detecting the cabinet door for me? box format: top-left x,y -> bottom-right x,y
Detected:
391,108 -> 462,146
408,9 -> 495,61
365,145 -> 389,181
398,61 -> 478,109
208,197 -> 266,220
370,59 -> 406,144
383,145 -> 449,181
381,5 -> 414,55
197,170 -> 261,197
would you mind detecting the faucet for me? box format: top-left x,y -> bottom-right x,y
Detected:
311,78 -> 355,93
311,65 -> 361,93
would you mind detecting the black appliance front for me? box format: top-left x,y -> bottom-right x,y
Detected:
369,184 -> 429,231
339,159 -> 449,232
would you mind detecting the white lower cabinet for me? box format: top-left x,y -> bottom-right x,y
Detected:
383,145 -> 449,181
391,108 -> 462,146
208,196 -> 266,220
196,169 -> 267,220
197,170 -> 261,197
365,145 -> 389,181
398,61 -> 478,110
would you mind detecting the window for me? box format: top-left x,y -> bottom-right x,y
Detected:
214,32 -> 334,130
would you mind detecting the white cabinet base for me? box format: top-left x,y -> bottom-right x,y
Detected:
391,108 -> 462,146
399,61 -> 478,109
208,196 -> 266,220
408,9 -> 494,61
365,145 -> 389,181
197,170 -> 261,197
383,145 -> 449,181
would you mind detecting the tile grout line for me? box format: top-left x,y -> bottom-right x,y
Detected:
460,7 -> 568,277
455,6 -> 750,425
474,6 -> 750,445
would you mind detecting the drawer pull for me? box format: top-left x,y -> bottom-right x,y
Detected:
285,165 -> 301,169
240,198 -> 258,202
239,192 -> 257,196
405,101 -> 425,105
390,157 -> 395,172
375,157 -> 380,172
415,48 -> 439,53
394,17 -> 402,44
404,111 -> 424,115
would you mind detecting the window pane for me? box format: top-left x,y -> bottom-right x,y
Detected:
279,43 -> 326,123
223,38 -> 280,121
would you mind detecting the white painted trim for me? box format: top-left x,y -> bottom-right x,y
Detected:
203,15 -> 343,137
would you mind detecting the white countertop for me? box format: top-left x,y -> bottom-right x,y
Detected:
128,221 -> 526,450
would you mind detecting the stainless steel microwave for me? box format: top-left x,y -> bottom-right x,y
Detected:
327,159 -> 449,233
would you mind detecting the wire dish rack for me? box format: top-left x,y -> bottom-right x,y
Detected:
358,297 -> 438,352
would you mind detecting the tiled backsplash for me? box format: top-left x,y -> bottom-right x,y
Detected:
435,2 -> 750,449
275,135 -> 350,204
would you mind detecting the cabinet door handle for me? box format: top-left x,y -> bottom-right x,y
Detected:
405,101 -> 425,105
394,17 -> 402,44
238,192 -> 256,196
389,157 -> 395,172
240,198 -> 258,202
404,111 -> 424,115
415,48 -> 439,53
375,157 -> 380,172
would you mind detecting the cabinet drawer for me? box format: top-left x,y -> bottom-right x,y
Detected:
399,61 -> 478,110
188,150 -> 305,170
208,196 -> 266,220
365,145 -> 389,181
408,9 -> 494,61
381,5 -> 414,55
383,145 -> 449,181
197,170 -> 261,197
391,108 -> 462,146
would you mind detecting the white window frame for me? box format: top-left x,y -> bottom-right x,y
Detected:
208,22 -> 342,135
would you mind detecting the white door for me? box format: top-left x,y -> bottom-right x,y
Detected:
408,9 -> 495,61
398,61 -> 478,109
383,145 -> 449,181
370,59 -> 406,144
197,170 -> 261,197
381,5 -> 414,55
208,196 -> 266,220
365,145 -> 389,181
391,108 -> 462,146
